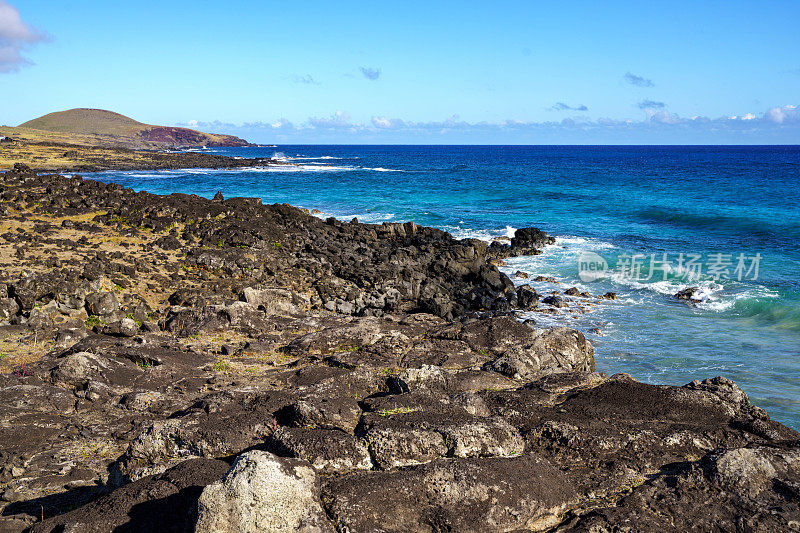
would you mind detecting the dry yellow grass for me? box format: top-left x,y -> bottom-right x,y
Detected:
0,137 -> 183,171
0,125 -> 166,150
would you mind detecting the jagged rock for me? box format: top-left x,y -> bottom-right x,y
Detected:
163,302 -> 270,337
510,227 -> 556,250
53,325 -> 89,348
241,287 -> 307,315
84,291 -> 120,318
516,284 -> 539,309
195,451 -> 333,533
279,372 -> 377,432
542,295 -> 567,308
0,298 -> 20,320
570,446 -> 800,531
483,327 -> 594,380
675,286 -> 699,300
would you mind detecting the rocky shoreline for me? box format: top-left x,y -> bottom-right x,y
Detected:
0,164 -> 798,532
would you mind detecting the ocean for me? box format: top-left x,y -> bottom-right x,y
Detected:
86,145 -> 800,429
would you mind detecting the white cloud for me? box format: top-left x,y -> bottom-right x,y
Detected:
187,119 -> 198,127
270,118 -> 294,130
0,1 -> 47,73
765,104 -> 800,124
645,109 -> 683,124
371,116 -> 407,129
371,116 -> 391,128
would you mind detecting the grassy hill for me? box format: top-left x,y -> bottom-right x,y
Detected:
20,108 -> 147,136
6,108 -> 252,150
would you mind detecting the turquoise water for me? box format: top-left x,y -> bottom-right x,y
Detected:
87,145 -> 800,429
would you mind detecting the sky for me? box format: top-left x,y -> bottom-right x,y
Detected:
2,0 -> 800,144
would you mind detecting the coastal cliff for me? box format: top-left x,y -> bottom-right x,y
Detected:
0,164 -> 798,532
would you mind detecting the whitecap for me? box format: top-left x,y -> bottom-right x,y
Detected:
556,235 -> 617,249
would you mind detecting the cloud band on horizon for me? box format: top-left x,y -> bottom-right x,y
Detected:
178,104 -> 800,144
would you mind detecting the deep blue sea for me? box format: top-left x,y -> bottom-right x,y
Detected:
86,145 -> 800,429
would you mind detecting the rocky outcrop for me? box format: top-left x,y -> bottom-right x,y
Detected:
487,227 -> 557,259
0,165 -> 798,532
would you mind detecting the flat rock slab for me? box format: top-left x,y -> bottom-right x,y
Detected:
357,409 -> 524,469
322,454 -> 577,532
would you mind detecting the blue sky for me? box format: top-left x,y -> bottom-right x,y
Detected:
2,0 -> 799,143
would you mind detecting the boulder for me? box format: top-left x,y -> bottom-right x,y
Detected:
84,291 -> 120,318
241,287 -> 308,315
195,451 -> 333,533
516,284 -> 539,309
541,295 -> 567,308
0,298 -> 20,321
510,227 -> 556,250
483,327 -> 595,380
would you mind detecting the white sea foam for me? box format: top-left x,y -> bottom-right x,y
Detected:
556,235 -> 617,249
238,164 -> 357,173
307,210 -> 395,223
349,212 -> 396,223
286,156 -> 349,160
445,226 -> 506,242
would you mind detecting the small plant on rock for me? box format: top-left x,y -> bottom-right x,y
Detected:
212,359 -> 230,372
85,316 -> 103,328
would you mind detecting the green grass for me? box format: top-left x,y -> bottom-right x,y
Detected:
212,359 -> 230,372
335,345 -> 363,353
376,407 -> 419,417
85,316 -> 103,328
125,313 -> 143,328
